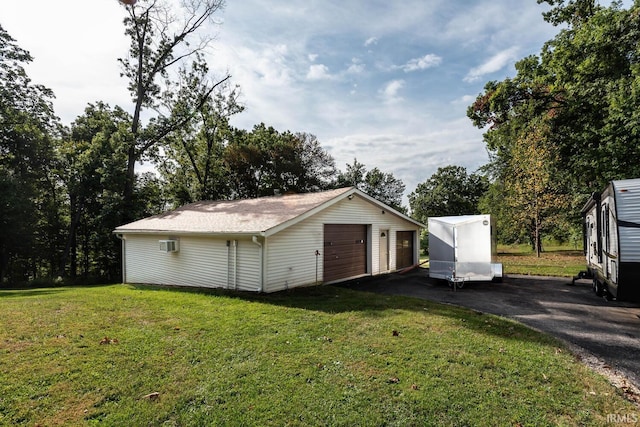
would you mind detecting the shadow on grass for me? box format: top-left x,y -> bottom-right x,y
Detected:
0,283 -> 116,299
0,289 -> 67,299
130,274 -> 560,348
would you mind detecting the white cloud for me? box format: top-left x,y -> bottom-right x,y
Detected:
0,0 -> 562,204
324,119 -> 487,205
346,58 -> 365,75
226,43 -> 295,87
452,94 -> 477,105
401,53 -> 443,72
464,46 -> 519,82
364,36 -> 378,47
307,63 -> 332,80
380,79 -> 405,103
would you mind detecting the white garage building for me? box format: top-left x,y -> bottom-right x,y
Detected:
114,187 -> 424,292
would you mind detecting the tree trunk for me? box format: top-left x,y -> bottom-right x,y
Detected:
123,147 -> 137,224
62,194 -> 82,279
0,246 -> 6,286
535,214 -> 541,258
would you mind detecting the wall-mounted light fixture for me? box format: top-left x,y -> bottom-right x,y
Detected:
348,194 -> 354,200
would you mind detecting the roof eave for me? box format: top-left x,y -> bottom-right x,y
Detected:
113,229 -> 266,237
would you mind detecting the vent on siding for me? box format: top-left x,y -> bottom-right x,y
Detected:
159,239 -> 179,253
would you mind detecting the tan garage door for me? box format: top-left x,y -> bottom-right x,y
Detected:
396,231 -> 415,270
323,224 -> 367,282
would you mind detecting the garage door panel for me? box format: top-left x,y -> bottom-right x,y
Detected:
324,224 -> 367,282
396,231 -> 415,270
324,254 -> 364,269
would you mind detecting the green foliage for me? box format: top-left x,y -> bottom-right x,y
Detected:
117,0 -> 228,221
537,0 -> 602,27
505,120 -> 572,255
541,2 -> 640,191
0,284 -> 635,425
0,24 -> 61,284
57,103 -> 133,281
157,61 -> 242,204
468,1 -> 640,247
409,165 -> 488,225
337,158 -> 367,188
337,158 -> 407,213
223,124 -> 337,199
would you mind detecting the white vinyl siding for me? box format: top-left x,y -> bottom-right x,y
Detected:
613,179 -> 640,262
121,192 -> 421,293
124,235 -> 260,291
263,194 -> 420,292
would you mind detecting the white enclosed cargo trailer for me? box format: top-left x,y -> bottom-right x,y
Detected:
581,178 -> 640,301
428,215 -> 502,284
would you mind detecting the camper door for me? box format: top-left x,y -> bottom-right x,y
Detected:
585,209 -> 600,268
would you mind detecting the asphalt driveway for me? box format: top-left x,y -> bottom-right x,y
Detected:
342,268 -> 640,392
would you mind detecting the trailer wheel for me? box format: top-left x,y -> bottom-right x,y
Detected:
592,277 -> 605,297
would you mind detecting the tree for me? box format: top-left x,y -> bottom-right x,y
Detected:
0,25 -> 60,284
54,102 -> 166,282
504,120 -> 571,256
223,124 -> 337,199
468,1 -> 640,245
363,168 -> 406,213
539,2 -> 640,191
537,0 -> 601,27
337,158 -> 367,188
117,0 -> 229,219
337,158 -> 406,212
58,103 -> 132,279
158,61 -> 243,205
290,132 -> 338,192
409,165 -> 488,225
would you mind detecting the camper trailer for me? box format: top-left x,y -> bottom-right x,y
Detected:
582,178 -> 640,301
428,215 -> 502,286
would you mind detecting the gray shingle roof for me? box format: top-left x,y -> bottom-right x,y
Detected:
115,187 -> 354,235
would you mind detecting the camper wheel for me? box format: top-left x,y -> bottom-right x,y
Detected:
592,277 -> 605,297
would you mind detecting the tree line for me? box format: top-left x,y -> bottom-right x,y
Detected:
3,0 -> 638,284
0,28 -> 403,284
465,0 -> 640,256
414,0 -> 640,257
0,0 -> 406,284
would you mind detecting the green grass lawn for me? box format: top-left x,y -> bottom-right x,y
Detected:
420,244 -> 585,277
497,244 -> 585,277
0,284 -> 636,426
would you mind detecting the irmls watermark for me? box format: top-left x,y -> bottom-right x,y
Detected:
606,413 -> 638,424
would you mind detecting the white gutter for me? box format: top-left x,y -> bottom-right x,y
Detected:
252,236 -> 264,292
113,229 -> 266,237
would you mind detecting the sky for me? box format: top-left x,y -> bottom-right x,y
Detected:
0,0 -> 565,203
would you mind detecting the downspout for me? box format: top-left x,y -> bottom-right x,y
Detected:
226,240 -> 231,289
252,236 -> 264,292
115,234 -> 126,283
233,240 -> 238,290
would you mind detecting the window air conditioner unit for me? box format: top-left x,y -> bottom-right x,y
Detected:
159,239 -> 179,253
